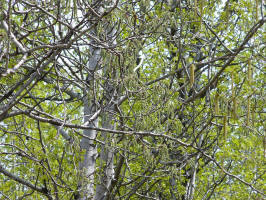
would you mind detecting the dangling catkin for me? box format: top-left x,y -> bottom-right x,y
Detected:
231,72 -> 234,97
223,115 -> 227,140
214,92 -> 219,115
248,60 -> 252,85
225,3 -> 229,24
231,72 -> 237,120
256,0 -> 258,21
194,0 -> 197,16
252,106 -> 255,126
263,136 -> 266,158
190,64 -> 195,87
247,97 -> 250,126
200,0 -> 204,29
233,98 -> 237,120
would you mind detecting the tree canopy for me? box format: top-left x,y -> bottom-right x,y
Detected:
0,0 -> 265,199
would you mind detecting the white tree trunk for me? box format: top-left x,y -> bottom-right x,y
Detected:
79,46 -> 101,199
95,22 -> 117,200
95,114 -> 115,200
79,1 -> 116,199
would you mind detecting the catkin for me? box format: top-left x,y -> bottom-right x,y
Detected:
225,3 -> 229,24
263,136 -> 266,158
233,98 -> 237,120
248,60 -> 252,85
231,72 -> 237,120
190,64 -> 195,87
214,92 -> 219,115
194,0 -> 197,16
252,106 -> 255,126
223,115 -> 227,140
200,0 -> 204,29
231,72 -> 235,100
256,0 -> 258,20
247,97 -> 250,126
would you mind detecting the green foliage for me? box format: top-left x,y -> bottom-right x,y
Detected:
0,0 -> 264,199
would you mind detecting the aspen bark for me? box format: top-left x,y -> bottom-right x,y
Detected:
78,4 -> 103,198
79,48 -> 101,199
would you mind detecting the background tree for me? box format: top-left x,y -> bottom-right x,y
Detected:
0,0 -> 265,199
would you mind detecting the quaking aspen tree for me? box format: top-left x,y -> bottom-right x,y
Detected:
0,1 -> 264,199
